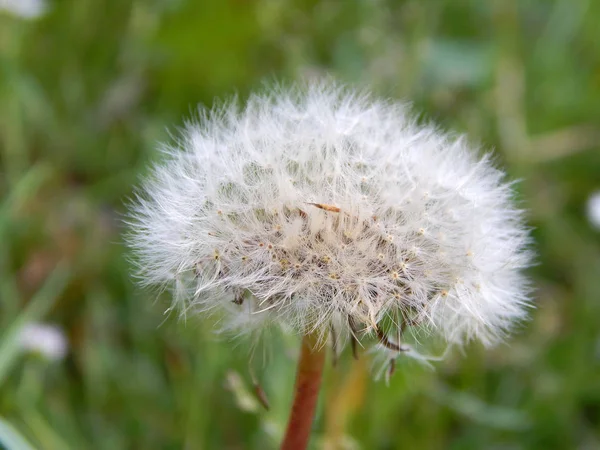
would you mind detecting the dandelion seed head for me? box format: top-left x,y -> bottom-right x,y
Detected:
587,190 -> 600,230
19,323 -> 68,361
0,0 -> 47,19
128,81 -> 532,351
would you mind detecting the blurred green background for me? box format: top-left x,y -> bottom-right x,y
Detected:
1,0 -> 600,449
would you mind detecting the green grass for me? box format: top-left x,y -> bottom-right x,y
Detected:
1,0 -> 600,449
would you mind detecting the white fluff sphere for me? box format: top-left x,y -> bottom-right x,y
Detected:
587,191 -> 600,230
19,323 -> 68,361
0,0 -> 47,19
129,82 -> 532,349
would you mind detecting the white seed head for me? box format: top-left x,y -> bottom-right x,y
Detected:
128,81 -> 532,350
587,190 -> 600,230
0,0 -> 47,19
19,323 -> 68,361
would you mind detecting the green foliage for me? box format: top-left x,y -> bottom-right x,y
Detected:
1,0 -> 599,448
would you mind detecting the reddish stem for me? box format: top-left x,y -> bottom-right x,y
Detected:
280,333 -> 326,450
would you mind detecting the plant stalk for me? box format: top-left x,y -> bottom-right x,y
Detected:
280,333 -> 326,450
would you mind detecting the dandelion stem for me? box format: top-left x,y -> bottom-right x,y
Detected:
281,333 -> 326,450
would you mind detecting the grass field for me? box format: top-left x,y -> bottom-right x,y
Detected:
1,1 -> 600,449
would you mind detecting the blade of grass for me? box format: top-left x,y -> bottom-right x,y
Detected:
19,409 -> 71,450
0,417 -> 37,450
0,163 -> 52,238
0,163 -> 53,320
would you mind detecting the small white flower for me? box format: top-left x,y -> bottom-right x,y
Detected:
19,323 -> 68,361
586,191 -> 600,230
0,0 -> 46,19
128,81 -> 532,355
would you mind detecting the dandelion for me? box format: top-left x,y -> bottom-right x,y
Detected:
586,190 -> 600,230
128,81 -> 531,449
19,323 -> 68,361
0,0 -> 47,19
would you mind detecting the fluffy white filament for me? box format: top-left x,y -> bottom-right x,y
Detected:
128,82 -> 531,351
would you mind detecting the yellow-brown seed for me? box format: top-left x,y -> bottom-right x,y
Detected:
307,202 -> 341,213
